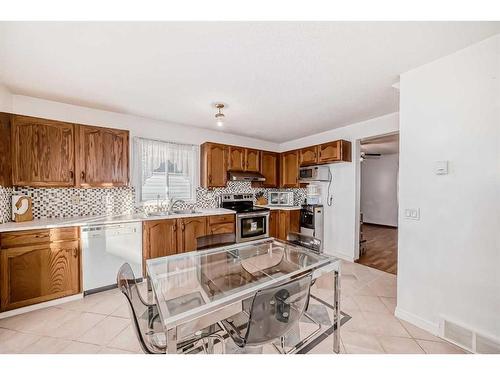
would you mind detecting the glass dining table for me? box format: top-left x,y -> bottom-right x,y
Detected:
146,238 -> 341,354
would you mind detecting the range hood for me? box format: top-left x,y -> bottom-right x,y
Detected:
228,171 -> 266,182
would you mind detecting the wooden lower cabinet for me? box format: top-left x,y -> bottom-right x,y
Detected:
143,219 -> 178,261
277,210 -> 300,241
178,217 -> 207,253
0,228 -> 80,312
207,214 -> 235,235
269,210 -> 279,238
143,215 -> 236,268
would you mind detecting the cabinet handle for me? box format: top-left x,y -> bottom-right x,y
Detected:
69,170 -> 74,179
181,223 -> 185,231
81,171 -> 86,180
72,248 -> 78,258
174,223 -> 177,232
208,175 -> 212,183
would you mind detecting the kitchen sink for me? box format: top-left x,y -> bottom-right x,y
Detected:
148,211 -> 172,217
172,209 -> 202,215
147,209 -> 202,217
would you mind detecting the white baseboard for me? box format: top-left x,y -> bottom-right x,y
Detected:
0,294 -> 83,319
330,252 -> 355,262
395,306 -> 440,336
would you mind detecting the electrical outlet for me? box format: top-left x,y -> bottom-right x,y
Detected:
70,195 -> 81,205
404,208 -> 420,220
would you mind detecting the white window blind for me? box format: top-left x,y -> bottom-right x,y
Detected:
133,138 -> 199,203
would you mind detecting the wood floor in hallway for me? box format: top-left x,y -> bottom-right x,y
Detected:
358,224 -> 398,274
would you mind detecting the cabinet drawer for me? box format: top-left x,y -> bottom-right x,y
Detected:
208,222 -> 235,235
208,214 -> 235,225
0,227 -> 80,248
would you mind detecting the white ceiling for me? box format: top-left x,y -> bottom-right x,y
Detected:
1,22 -> 499,143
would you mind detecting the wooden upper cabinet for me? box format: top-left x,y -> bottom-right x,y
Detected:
299,145 -> 319,166
201,143 -> 227,188
11,115 -> 75,187
0,113 -> 12,187
318,140 -> 352,164
261,151 -> 279,187
245,148 -> 261,172
178,216 -> 207,253
143,219 -> 177,261
228,146 -> 245,171
280,150 -> 299,188
76,125 -> 129,187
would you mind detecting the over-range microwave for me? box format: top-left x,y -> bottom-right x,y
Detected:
299,165 -> 330,182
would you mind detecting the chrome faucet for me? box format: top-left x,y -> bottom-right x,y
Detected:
156,194 -> 162,212
168,199 -> 185,213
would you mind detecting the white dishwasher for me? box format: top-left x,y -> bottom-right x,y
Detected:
81,222 -> 143,294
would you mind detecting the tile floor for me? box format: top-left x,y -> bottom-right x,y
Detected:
0,260 -> 466,354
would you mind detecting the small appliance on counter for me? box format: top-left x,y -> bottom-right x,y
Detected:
268,191 -> 294,206
300,204 -> 324,252
11,195 -> 33,222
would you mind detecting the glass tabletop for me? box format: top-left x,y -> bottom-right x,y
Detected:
146,238 -> 339,329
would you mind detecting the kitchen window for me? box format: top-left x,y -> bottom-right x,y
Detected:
134,137 -> 199,203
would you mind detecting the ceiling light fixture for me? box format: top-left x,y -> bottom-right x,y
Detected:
215,103 -> 225,127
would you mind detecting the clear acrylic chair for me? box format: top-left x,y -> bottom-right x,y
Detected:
220,272 -> 320,354
117,263 -> 224,354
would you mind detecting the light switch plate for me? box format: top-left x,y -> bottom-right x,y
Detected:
435,160 -> 449,175
404,208 -> 420,220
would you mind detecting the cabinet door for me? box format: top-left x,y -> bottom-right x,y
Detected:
299,146 -> 319,166
280,150 -> 299,188
228,146 -> 245,171
209,223 -> 235,235
11,115 -> 75,187
245,149 -> 261,172
178,217 -> 207,253
76,125 -> 129,187
318,141 -> 341,163
202,143 -> 227,188
260,151 -> 279,188
269,210 -> 279,238
278,210 -> 288,240
143,219 -> 177,261
0,241 -> 80,312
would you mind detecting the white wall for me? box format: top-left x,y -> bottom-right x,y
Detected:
0,84 -> 13,112
281,112 -> 399,260
361,153 -> 399,227
397,35 -> 500,341
10,95 -> 279,151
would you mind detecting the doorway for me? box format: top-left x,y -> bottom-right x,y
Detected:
358,133 -> 399,274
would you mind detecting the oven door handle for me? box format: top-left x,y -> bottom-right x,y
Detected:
237,211 -> 270,219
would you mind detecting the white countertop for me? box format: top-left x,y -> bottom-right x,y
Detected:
0,208 -> 236,233
256,205 -> 302,211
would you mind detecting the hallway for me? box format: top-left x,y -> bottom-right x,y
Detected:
358,224 -> 398,274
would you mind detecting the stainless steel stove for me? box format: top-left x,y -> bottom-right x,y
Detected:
221,193 -> 270,243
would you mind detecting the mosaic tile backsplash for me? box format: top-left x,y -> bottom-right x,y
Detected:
0,181 -> 306,222
0,186 -> 13,223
